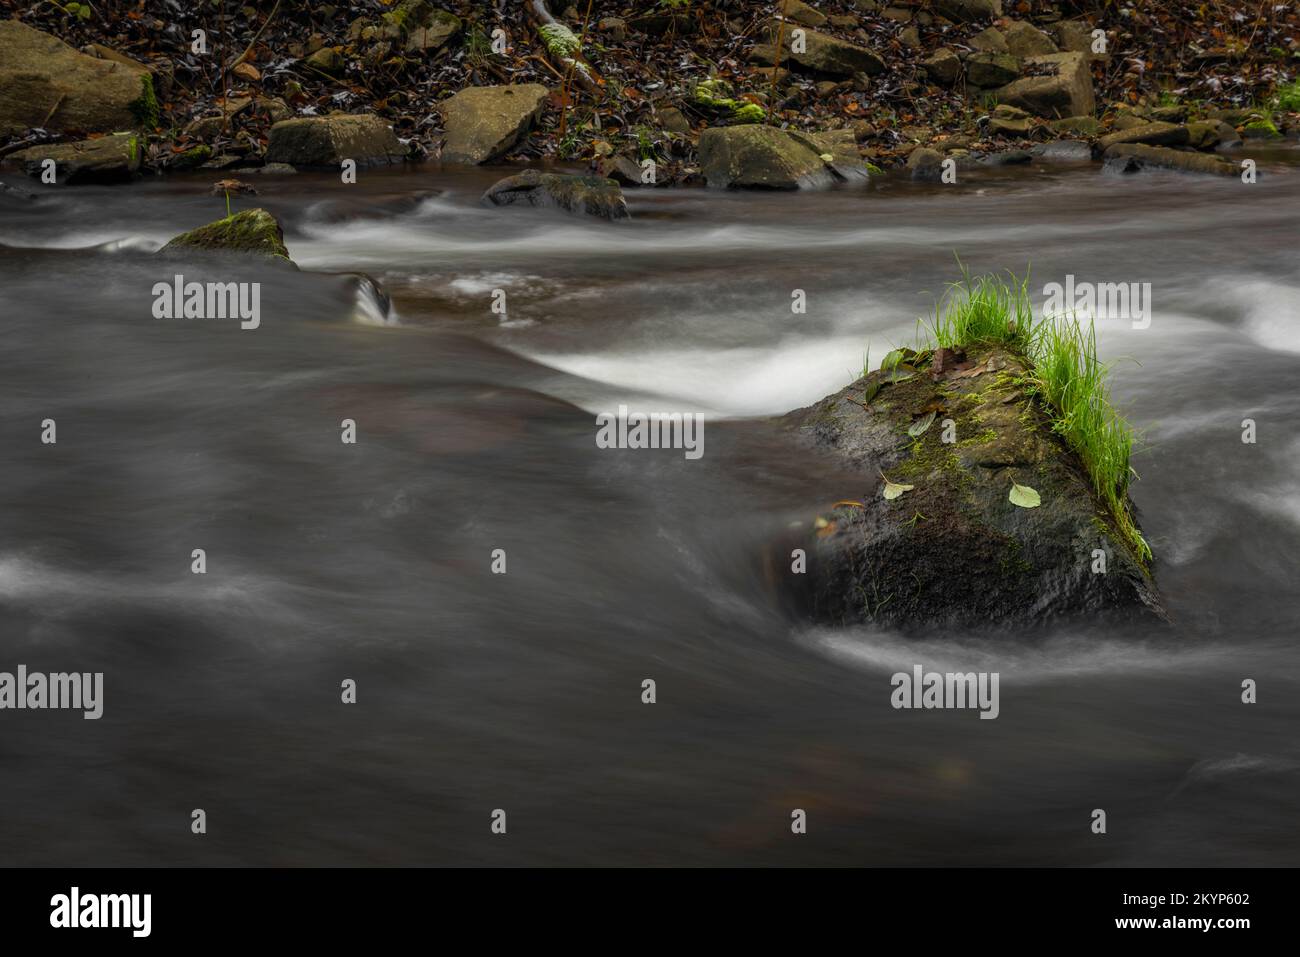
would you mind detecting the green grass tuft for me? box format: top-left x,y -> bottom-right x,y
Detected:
914,264 -> 1151,565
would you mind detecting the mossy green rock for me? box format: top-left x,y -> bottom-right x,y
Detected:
482,170 -> 628,220
0,21 -> 156,135
161,208 -> 293,262
11,133 -> 143,183
777,344 -> 1164,630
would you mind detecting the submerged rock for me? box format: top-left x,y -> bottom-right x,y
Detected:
264,115 -> 406,168
699,125 -> 865,189
438,84 -> 549,164
0,21 -> 157,135
161,208 -> 294,262
777,344 -> 1163,630
10,133 -> 143,183
481,170 -> 628,220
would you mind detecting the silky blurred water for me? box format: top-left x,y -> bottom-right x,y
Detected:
1,152 -> 1298,865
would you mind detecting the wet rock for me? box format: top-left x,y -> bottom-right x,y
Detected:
10,133 -> 143,183
907,146 -> 945,181
699,124 -> 862,189
994,51 -> 1095,119
771,27 -> 886,77
1002,21 -> 1057,57
922,48 -> 961,85
482,170 -> 628,220
161,208 -> 293,261
1095,121 -> 1189,153
438,84 -> 549,164
776,344 -> 1164,630
967,52 -> 1020,88
980,148 -> 1033,165
1032,140 -> 1092,161
597,154 -> 645,186
265,114 -> 406,167
0,21 -> 158,135
1186,119 -> 1239,150
1102,143 -> 1239,177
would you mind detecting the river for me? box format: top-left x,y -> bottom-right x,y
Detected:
1,151 -> 1298,865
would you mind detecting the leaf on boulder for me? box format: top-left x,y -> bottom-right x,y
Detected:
1009,480 -> 1041,508
880,471 -> 914,501
908,410 -> 937,437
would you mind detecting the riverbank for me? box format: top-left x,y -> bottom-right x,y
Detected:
2,1 -> 1297,185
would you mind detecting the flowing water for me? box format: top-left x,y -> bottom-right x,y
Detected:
1,152 -> 1298,866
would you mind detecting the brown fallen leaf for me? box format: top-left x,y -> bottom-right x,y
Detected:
233,62 -> 261,82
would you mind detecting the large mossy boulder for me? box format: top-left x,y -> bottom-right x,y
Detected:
482,170 -> 628,220
264,115 -> 406,168
161,208 -> 293,262
438,84 -> 549,164
10,133 -> 143,184
777,344 -> 1163,630
769,26 -> 886,77
994,51 -> 1095,119
699,125 -> 866,189
0,21 -> 157,135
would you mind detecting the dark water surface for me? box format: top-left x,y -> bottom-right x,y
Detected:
1,153 -> 1298,865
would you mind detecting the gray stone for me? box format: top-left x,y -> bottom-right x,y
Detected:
439,84 -> 549,164
994,51 -> 1095,119
265,114 -> 406,167
10,132 -> 143,183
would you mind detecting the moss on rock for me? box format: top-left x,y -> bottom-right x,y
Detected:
128,74 -> 159,129
161,208 -> 293,262
776,344 -> 1164,630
